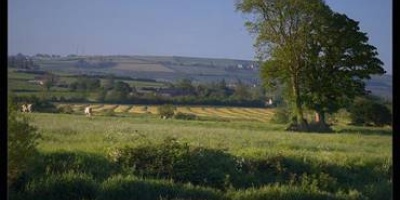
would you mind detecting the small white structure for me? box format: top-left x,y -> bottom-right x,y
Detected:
84,106 -> 93,117
265,98 -> 273,106
21,103 -> 33,113
27,104 -> 32,113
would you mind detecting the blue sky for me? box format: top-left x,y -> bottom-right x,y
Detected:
8,0 -> 392,74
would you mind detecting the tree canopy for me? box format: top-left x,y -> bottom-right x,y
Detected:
302,12 -> 385,126
236,0 -> 385,132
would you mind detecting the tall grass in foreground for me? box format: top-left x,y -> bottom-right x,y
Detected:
9,113 -> 391,199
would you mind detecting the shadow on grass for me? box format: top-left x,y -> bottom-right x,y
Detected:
9,141 -> 392,200
335,126 -> 392,136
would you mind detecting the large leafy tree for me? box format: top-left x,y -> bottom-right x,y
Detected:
236,0 -> 385,132
236,0 -> 329,130
302,11 -> 385,128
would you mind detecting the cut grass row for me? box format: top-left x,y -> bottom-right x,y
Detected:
55,103 -> 274,122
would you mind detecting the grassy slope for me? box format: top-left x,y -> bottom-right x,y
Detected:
30,55 -> 392,98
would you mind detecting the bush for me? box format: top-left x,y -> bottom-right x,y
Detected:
8,97 -> 40,187
114,138 -> 238,190
23,172 -> 98,200
269,107 -> 290,124
30,151 -> 118,181
174,112 -> 197,120
11,94 -> 58,113
58,105 -> 74,114
349,98 -> 392,127
158,104 -> 176,118
226,184 -> 334,200
98,175 -> 223,200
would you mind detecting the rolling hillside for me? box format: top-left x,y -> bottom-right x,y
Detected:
32,55 -> 392,100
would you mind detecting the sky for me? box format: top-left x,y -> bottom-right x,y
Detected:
8,0 -> 392,74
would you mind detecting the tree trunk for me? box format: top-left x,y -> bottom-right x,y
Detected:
315,112 -> 320,123
316,111 -> 326,125
287,75 -> 308,131
314,111 -> 333,132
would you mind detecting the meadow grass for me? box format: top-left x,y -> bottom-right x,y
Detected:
12,112 -> 392,199
29,113 -> 391,162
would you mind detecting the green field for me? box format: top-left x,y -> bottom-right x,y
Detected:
30,112 -> 391,157
10,110 -> 392,199
7,60 -> 393,199
7,69 -> 166,97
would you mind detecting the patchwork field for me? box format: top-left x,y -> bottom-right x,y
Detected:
114,63 -> 175,73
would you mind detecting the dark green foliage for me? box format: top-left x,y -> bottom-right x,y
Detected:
103,81 -> 133,103
302,11 -> 385,126
29,151 -> 119,181
114,138 -> 239,190
349,98 -> 392,126
175,78 -> 195,93
23,173 -> 98,200
113,81 -> 132,93
226,184 -> 336,200
232,80 -> 251,101
11,94 -> 58,113
269,107 -> 290,124
361,180 -> 392,200
237,0 -> 385,132
174,112 -> 198,120
110,139 -> 392,196
69,75 -> 101,91
8,97 -> 40,187
8,140 -> 391,199
98,175 -> 224,200
158,104 -> 176,118
58,105 -> 74,114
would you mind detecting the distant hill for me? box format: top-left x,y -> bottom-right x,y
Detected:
365,74 -> 392,101
33,55 -> 392,101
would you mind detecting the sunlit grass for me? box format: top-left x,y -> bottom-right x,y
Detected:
29,113 -> 392,165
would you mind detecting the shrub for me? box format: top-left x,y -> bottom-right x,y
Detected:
174,112 -> 197,120
30,151 -> 118,181
269,107 -> 290,124
226,184 -> 337,200
8,97 -> 40,187
58,105 -> 74,114
114,138 -> 238,190
24,172 -> 98,200
349,98 -> 392,127
98,175 -> 224,200
12,94 -> 59,113
158,104 -> 176,118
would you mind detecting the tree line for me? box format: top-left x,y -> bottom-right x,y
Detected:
63,75 -> 272,108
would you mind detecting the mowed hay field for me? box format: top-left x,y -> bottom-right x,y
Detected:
55,103 -> 275,123
14,110 -> 392,199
